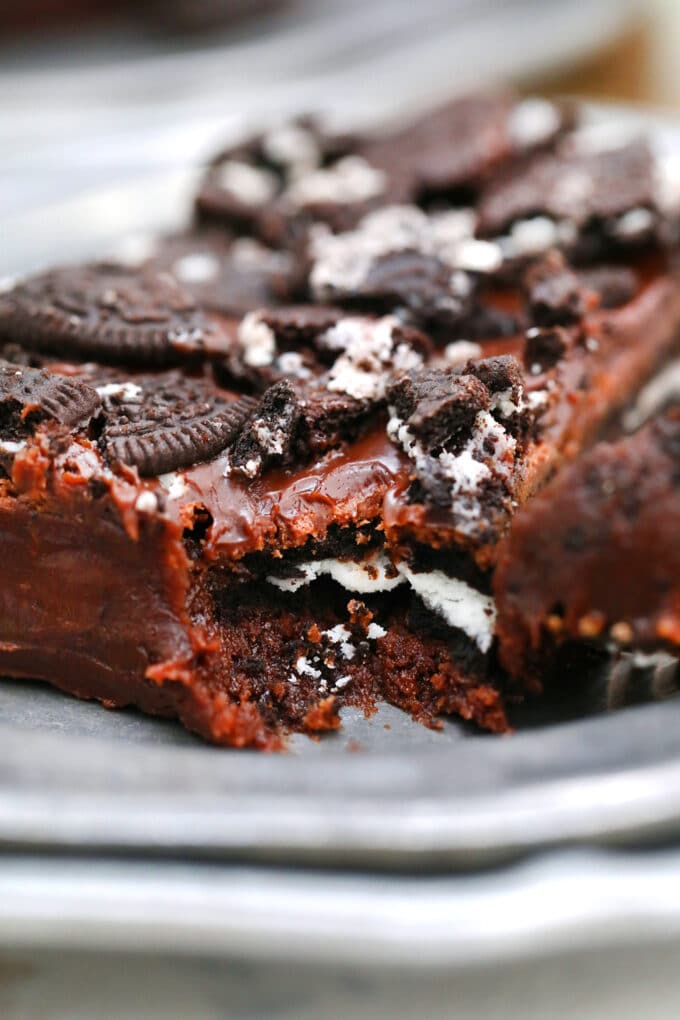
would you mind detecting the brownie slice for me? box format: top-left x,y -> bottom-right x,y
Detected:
495,410 -> 680,683
0,91 -> 678,747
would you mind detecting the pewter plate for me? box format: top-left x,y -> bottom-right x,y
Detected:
0,104 -> 679,872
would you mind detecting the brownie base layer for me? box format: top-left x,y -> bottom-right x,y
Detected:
0,493 -> 506,746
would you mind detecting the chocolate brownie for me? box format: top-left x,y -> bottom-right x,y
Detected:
0,92 -> 678,747
495,410 -> 680,684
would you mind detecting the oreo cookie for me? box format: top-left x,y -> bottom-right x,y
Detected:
218,305 -> 344,390
388,368 -> 490,451
478,139 -> 658,254
229,379 -> 303,478
375,92 -> 512,200
465,354 -> 534,440
141,231 -> 297,317
299,386 -> 375,457
355,250 -> 475,327
99,373 -> 256,476
308,206 -> 483,329
258,305 -> 345,349
524,251 -> 594,327
0,265 -> 222,365
228,375 -> 376,478
195,114 -> 367,239
0,362 -> 100,440
524,326 -> 573,372
386,364 -> 526,519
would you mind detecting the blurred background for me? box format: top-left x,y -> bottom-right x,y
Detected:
2,0 -> 680,219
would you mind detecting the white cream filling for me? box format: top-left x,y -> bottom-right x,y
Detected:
322,624 -> 356,660
134,491 -> 159,514
444,340 -> 483,365
276,351 -> 312,379
613,207 -> 655,240
251,418 -> 286,456
95,381 -> 144,403
295,655 -> 321,680
310,204 -> 481,299
489,387 -> 524,419
324,316 -> 422,401
396,563 -> 496,653
238,312 -> 276,367
503,216 -> 559,257
158,472 -> 188,501
267,549 -> 402,595
267,550 -> 495,651
387,407 -> 516,533
452,238 -> 503,273
527,389 -> 549,409
262,123 -> 320,176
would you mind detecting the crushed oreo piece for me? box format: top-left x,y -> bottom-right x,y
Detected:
0,362 -> 100,441
464,354 -> 531,439
100,374 -> 256,476
478,139 -> 658,253
0,265 -> 221,365
258,305 -> 345,348
405,93 -> 512,195
229,379 -> 303,478
321,316 -> 425,401
387,365 -> 522,530
220,305 -> 345,389
524,251 -> 594,326
308,205 -> 488,327
524,326 -> 573,371
388,368 -> 490,451
463,302 -> 523,340
195,114 -> 372,241
299,387 -> 375,456
465,354 -> 523,400
362,92 -> 558,201
229,373 -> 379,477
358,251 -> 474,327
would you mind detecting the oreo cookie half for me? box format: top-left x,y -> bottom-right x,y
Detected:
0,265 -> 221,365
0,362 -> 100,440
99,373 -> 256,476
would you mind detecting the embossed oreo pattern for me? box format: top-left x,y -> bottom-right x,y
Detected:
0,362 -> 100,438
99,373 -> 256,476
0,265 -> 216,365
